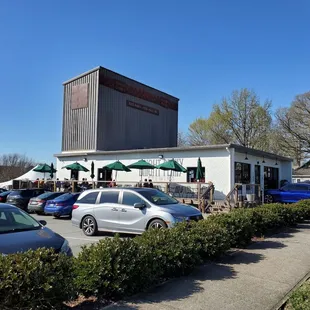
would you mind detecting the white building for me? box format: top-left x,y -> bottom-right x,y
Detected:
55,144 -> 292,200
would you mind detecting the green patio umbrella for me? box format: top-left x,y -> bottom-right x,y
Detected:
196,157 -> 204,181
90,161 -> 95,179
156,159 -> 187,182
62,162 -> 89,172
33,163 -> 56,179
156,159 -> 187,172
128,159 -> 156,181
103,160 -> 131,180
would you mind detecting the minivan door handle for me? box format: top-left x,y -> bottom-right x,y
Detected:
121,208 -> 127,212
111,207 -> 118,211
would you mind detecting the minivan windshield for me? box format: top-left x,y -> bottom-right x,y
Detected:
139,189 -> 179,205
0,208 -> 41,234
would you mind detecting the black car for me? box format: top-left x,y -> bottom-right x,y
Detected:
6,189 -> 49,211
0,191 -> 11,203
0,188 -> 7,193
0,203 -> 72,255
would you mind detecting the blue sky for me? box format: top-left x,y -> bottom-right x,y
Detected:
0,0 -> 310,163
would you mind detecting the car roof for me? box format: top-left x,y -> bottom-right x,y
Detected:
0,203 -> 19,210
87,187 -> 158,192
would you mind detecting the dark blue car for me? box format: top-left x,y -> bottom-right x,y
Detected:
0,204 -> 72,255
265,183 -> 310,203
44,193 -> 80,218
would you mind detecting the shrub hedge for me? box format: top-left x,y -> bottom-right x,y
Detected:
0,248 -> 76,310
2,200 -> 310,309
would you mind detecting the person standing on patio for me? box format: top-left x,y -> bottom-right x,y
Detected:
149,179 -> 154,188
143,179 -> 149,187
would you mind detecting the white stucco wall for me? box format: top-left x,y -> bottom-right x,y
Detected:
56,148 -> 231,199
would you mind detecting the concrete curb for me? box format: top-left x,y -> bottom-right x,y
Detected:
274,272 -> 310,310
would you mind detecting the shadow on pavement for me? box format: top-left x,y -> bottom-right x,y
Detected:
218,251 -> 264,265
248,240 -> 287,250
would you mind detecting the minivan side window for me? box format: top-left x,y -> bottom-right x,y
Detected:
100,191 -> 119,204
122,192 -> 144,206
78,192 -> 99,204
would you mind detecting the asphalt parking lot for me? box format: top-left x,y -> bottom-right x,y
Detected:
32,214 -> 108,256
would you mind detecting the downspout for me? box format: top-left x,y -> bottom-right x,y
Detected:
226,147 -> 235,193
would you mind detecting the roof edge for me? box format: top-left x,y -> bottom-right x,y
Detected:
62,67 -> 101,85
54,144 -> 292,162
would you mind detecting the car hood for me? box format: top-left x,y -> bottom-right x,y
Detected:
159,203 -> 201,216
0,227 -> 65,255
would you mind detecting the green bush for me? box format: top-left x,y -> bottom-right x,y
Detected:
287,281 -> 310,310
0,248 -> 76,310
74,236 -> 156,299
136,223 -> 202,279
208,210 -> 254,247
295,200 -> 310,219
188,220 -> 231,259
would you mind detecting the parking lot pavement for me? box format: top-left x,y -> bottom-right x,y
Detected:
32,214 -> 108,256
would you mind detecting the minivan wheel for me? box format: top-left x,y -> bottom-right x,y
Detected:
265,194 -> 274,203
82,216 -> 98,236
148,219 -> 167,230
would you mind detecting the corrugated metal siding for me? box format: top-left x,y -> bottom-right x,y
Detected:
97,68 -> 178,151
62,70 -> 99,151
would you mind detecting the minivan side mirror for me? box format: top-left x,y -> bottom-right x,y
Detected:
134,202 -> 146,209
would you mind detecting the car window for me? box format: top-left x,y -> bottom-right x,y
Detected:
78,192 -> 98,204
286,184 -> 308,191
122,192 -> 145,206
9,190 -> 22,196
0,211 -> 7,220
0,208 -> 40,233
99,191 -> 119,204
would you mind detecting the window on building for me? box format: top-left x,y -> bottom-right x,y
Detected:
99,191 -> 119,204
186,167 -> 205,183
235,162 -> 251,184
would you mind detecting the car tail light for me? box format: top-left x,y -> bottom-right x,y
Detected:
0,197 -> 3,202
72,204 -> 79,210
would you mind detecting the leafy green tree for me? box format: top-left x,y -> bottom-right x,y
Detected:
188,89 -> 272,149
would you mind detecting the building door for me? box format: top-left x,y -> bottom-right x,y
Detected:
97,168 -> 112,187
264,167 -> 279,190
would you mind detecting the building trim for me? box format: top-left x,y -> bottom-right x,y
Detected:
63,66 -> 179,101
54,143 -> 293,162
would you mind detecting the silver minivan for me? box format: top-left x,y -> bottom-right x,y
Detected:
71,187 -> 203,236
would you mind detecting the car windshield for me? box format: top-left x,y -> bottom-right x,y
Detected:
54,193 -> 79,201
0,191 -> 10,196
0,208 -> 41,234
9,190 -> 23,196
139,189 -> 179,205
37,192 -> 59,199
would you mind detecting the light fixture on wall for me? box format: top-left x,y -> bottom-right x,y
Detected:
245,152 -> 248,160
158,155 -> 164,159
275,158 -> 278,166
262,156 -> 265,164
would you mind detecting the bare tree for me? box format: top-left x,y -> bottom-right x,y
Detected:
177,131 -> 188,146
276,92 -> 310,161
0,154 -> 36,182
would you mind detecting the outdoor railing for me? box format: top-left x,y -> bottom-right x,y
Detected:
9,179 -> 209,201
